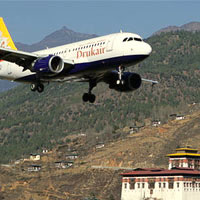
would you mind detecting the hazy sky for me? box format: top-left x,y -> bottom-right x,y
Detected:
1,1 -> 200,44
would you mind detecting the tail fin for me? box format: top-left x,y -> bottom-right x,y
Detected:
0,17 -> 17,50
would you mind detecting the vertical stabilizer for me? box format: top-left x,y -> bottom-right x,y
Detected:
0,17 -> 17,50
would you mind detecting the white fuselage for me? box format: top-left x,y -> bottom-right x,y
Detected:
0,32 -> 152,83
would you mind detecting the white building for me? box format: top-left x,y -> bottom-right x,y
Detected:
167,147 -> 200,170
30,154 -> 41,161
65,154 -> 78,160
55,161 -> 74,169
152,120 -> 161,127
28,165 -> 41,172
176,115 -> 185,120
121,147 -> 200,200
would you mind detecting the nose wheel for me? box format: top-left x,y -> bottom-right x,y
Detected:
117,65 -> 125,85
30,83 -> 44,93
82,79 -> 97,103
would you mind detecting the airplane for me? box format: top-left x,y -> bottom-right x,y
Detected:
0,17 -> 157,103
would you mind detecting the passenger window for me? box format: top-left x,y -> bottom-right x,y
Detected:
123,38 -> 128,42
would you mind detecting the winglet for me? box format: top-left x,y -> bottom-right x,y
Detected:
0,17 -> 17,50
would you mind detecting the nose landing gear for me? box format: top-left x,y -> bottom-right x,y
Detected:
117,65 -> 125,85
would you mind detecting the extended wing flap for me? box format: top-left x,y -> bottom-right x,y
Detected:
142,78 -> 158,84
0,47 -> 38,67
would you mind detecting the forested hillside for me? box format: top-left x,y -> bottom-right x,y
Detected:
0,30 -> 200,163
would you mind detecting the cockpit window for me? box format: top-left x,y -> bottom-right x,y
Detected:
128,37 -> 133,41
123,38 -> 128,42
123,37 -> 143,42
134,38 -> 142,42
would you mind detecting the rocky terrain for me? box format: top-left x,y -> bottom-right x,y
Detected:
1,104 -> 200,200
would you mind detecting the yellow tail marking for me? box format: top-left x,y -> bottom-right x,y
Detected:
0,17 -> 17,50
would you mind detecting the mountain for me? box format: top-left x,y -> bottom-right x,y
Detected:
15,26 -> 97,52
1,30 -> 200,164
154,21 -> 200,35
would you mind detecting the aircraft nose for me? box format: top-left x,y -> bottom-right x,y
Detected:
145,43 -> 152,55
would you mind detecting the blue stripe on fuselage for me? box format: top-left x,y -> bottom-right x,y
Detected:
15,54 -> 149,83
69,54 -> 148,74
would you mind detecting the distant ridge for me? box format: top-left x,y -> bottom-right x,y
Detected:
154,22 -> 200,35
15,26 -> 97,52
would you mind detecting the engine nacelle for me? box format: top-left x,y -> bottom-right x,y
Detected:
108,72 -> 142,92
32,55 -> 64,74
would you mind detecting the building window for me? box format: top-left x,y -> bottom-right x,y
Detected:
148,179 -> 155,189
130,179 -> 135,190
124,183 -> 127,189
168,178 -> 174,189
177,183 -> 180,188
181,162 -> 183,167
142,183 -> 145,188
169,182 -> 174,189
163,183 -> 166,188
138,183 -> 140,188
159,183 -> 161,188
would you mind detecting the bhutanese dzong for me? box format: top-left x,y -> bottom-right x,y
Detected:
121,146 -> 200,200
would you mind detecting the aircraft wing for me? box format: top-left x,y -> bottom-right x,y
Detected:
0,47 -> 74,71
0,47 -> 37,67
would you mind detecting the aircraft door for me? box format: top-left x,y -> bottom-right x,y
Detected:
106,35 -> 116,52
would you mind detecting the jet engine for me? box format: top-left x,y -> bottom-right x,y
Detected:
107,72 -> 142,92
32,55 -> 64,74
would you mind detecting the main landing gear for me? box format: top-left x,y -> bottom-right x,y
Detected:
30,82 -> 44,93
82,80 -> 97,103
116,65 -> 125,85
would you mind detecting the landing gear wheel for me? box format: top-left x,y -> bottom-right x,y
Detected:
82,93 -> 89,102
89,94 -> 96,103
82,79 -> 97,103
30,83 -> 44,93
37,84 -> 44,93
82,93 -> 96,103
30,83 -> 37,92
117,80 -> 125,85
